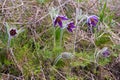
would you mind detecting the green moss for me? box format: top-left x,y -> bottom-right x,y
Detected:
95,33 -> 112,48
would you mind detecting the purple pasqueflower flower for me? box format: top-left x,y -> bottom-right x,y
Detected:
101,47 -> 110,57
9,28 -> 17,37
54,15 -> 68,28
67,22 -> 76,32
87,15 -> 99,27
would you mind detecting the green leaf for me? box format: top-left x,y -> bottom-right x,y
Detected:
99,2 -> 107,22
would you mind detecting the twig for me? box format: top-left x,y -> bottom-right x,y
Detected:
0,73 -> 22,80
2,0 -> 7,12
35,0 -> 71,23
52,67 -> 67,80
7,74 -> 10,80
87,0 -> 98,11
1,0 -> 23,10
1,3 -> 23,10
40,65 -> 46,80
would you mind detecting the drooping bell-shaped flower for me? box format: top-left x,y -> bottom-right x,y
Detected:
6,23 -> 24,38
5,23 -> 24,47
9,28 -> 17,37
54,15 -> 68,28
67,22 -> 76,32
87,15 -> 99,27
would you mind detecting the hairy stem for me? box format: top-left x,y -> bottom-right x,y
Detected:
60,29 -> 64,48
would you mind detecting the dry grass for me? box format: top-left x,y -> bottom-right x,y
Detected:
0,0 -> 120,80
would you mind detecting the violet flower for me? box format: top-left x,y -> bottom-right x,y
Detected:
67,22 -> 76,32
8,27 -> 24,38
54,15 -> 68,28
9,28 -> 17,37
87,15 -> 99,27
5,23 -> 24,47
101,47 -> 110,57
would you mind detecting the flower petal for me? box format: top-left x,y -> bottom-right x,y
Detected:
71,24 -> 76,28
59,16 -> 68,20
101,47 -> 110,57
54,18 -> 58,27
91,21 -> 97,26
67,27 -> 73,32
9,28 -> 17,37
87,15 -> 99,27
58,20 -> 63,28
67,22 -> 76,32
102,50 -> 110,57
